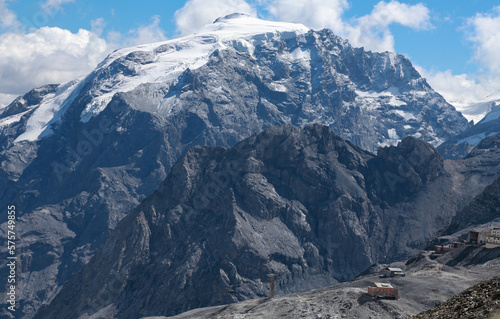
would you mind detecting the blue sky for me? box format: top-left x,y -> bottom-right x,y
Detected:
1,0 -> 500,121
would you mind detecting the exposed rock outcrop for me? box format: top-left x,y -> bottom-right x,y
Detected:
33,125 -> 488,319
414,275 -> 500,319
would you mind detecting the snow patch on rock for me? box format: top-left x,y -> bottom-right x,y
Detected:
80,15 -> 310,122
15,78 -> 83,142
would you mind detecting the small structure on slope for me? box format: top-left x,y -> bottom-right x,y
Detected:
380,267 -> 406,278
467,228 -> 500,248
434,242 -> 464,253
467,231 -> 490,245
486,228 -> 500,248
367,282 -> 400,300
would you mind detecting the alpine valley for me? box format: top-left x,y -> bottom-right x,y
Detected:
0,14 -> 499,319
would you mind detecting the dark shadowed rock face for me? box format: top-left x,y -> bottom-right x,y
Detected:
459,132 -> 500,188
33,125 -> 484,319
446,176 -> 500,234
366,136 -> 444,204
466,132 -> 500,159
437,140 -> 474,160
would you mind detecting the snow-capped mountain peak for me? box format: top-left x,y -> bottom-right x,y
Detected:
6,14 -> 310,141
478,100 -> 500,124
2,13 -> 469,152
80,14 -> 310,123
437,98 -> 500,158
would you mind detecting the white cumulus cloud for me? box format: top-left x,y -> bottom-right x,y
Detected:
467,6 -> 500,74
0,6 -> 173,108
174,0 -> 256,36
415,6 -> 500,121
344,1 -> 431,52
265,0 -> 348,33
0,0 -> 108,108
0,27 -> 107,101
416,67 -> 500,122
0,0 -> 19,29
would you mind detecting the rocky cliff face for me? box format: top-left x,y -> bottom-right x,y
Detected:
0,14 -> 472,318
33,125 -> 490,319
438,102 -> 500,159
446,175 -> 500,234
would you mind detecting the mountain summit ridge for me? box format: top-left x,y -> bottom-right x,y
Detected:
1,14 -> 468,149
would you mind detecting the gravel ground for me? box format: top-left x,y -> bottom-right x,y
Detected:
143,247 -> 500,319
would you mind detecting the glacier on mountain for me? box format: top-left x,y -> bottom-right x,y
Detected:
5,13 -> 470,152
80,14 -> 310,123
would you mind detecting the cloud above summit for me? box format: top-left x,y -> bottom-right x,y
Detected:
467,6 -> 500,74
174,0 -> 256,36
174,0 -> 431,53
0,0 -> 499,118
264,0 -> 349,33
343,1 -> 431,52
0,27 -> 106,105
418,6 -> 500,121
0,6 -> 168,108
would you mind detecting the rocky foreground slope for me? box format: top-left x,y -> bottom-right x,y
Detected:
140,246 -> 500,319
32,125 -> 499,319
414,275 -> 500,319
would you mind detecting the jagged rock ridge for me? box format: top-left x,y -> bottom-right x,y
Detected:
33,125 -> 488,319
438,102 -> 500,159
